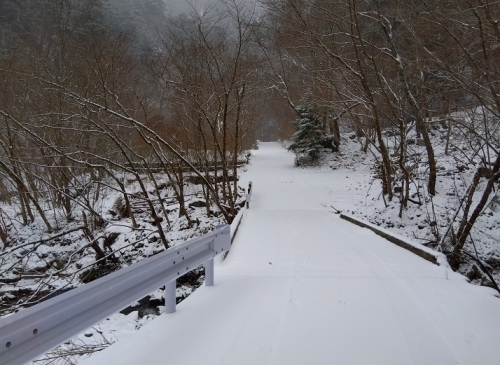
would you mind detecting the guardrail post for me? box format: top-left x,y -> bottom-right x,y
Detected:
164,279 -> 176,314
205,224 -> 230,287
205,257 -> 214,287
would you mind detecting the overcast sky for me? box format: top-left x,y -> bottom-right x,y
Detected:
164,0 -> 210,15
164,0 -> 262,16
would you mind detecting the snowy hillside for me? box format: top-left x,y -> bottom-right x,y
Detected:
318,127 -> 500,291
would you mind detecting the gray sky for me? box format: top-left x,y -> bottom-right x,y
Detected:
164,0 -> 262,16
164,0 -> 211,15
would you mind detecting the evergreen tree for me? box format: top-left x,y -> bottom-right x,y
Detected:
287,106 -> 325,159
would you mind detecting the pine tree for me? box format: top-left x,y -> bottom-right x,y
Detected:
287,106 -> 325,159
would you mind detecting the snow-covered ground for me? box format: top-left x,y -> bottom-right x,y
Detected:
0,165 -> 242,363
80,142 -> 500,365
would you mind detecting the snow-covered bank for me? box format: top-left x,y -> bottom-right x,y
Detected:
340,213 -> 449,267
81,143 -> 500,365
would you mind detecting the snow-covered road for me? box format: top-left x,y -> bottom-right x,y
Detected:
82,143 -> 500,365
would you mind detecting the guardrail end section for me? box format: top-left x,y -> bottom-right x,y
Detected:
211,224 -> 231,255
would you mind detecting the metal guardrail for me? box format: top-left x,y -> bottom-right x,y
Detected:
0,224 -> 231,365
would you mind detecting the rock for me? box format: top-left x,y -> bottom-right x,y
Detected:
103,232 -> 120,248
79,263 -> 120,284
157,183 -> 169,190
148,217 -> 163,226
79,268 -> 100,283
52,259 -> 65,270
60,239 -> 72,247
186,176 -> 204,185
480,278 -> 497,289
189,200 -> 207,208
177,267 -> 204,287
486,255 -> 500,269
466,265 -> 481,281
487,194 -> 500,212
112,197 -> 129,218
139,307 -> 159,318
36,244 -> 51,258
121,295 -> 163,318
152,248 -> 163,256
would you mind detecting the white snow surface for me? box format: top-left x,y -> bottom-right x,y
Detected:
340,212 -> 451,268
81,142 -> 500,365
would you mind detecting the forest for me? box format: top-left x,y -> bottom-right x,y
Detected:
1,0 -> 500,361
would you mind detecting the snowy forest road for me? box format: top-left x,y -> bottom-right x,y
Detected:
82,143 -> 500,365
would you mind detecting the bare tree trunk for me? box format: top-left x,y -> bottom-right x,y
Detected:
82,210 -> 105,260
0,161 -> 52,232
445,119 -> 452,155
418,118 -> 437,196
232,83 -> 246,217
455,154 -> 500,256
